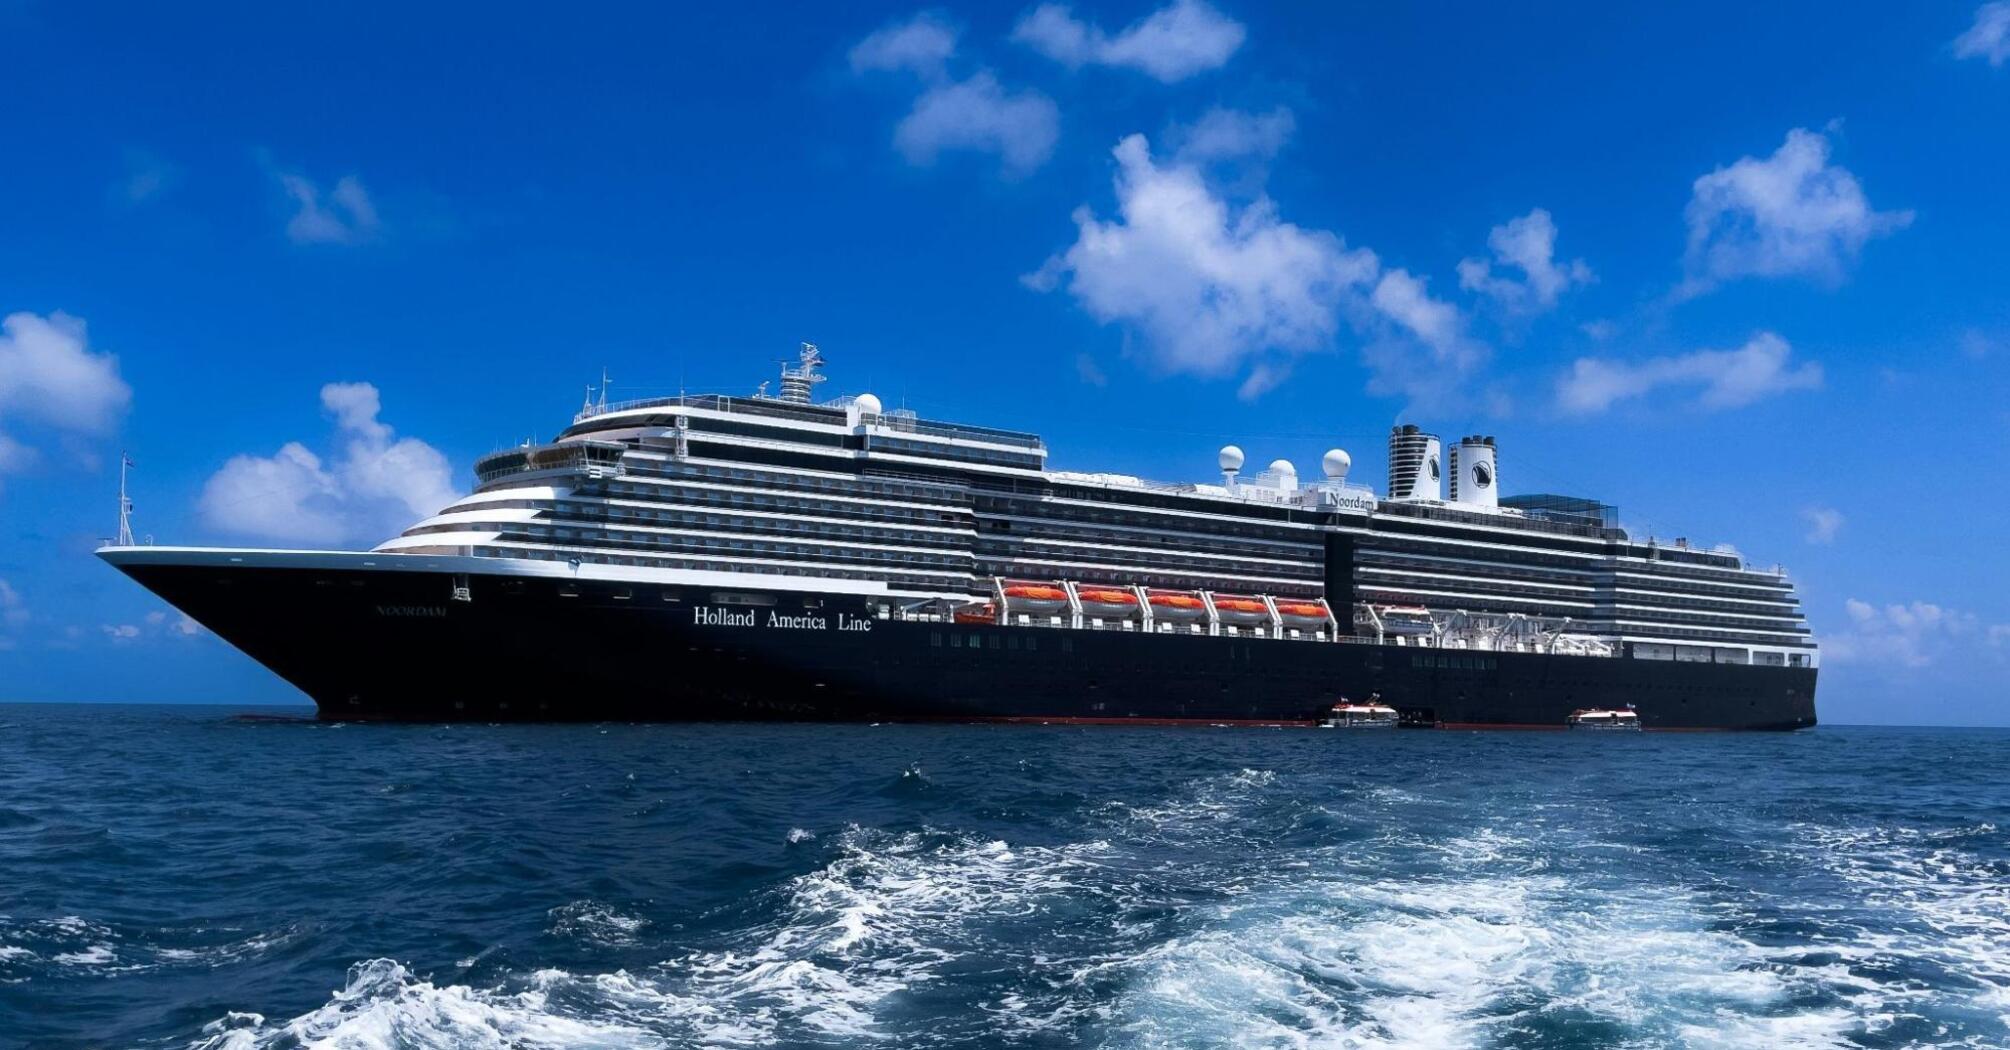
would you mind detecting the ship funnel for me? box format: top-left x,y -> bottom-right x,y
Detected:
1449,435 -> 1498,508
1387,424 -> 1441,501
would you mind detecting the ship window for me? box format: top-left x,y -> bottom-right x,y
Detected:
989,635 -> 1001,650
931,631 -> 942,647
951,634 -> 963,648
1027,636 -> 1038,652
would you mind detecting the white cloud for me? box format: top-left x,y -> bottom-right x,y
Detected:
1457,208 -> 1592,312
895,72 -> 1060,175
1171,106 -> 1294,163
1826,598 -> 2009,668
849,13 -> 959,77
1013,0 -> 1245,82
0,578 -> 27,630
1959,328 -> 1997,359
199,382 -> 458,545
1371,269 -> 1472,366
0,311 -> 133,481
1956,2 -> 2010,65
279,170 -> 381,246
1801,506 -> 1844,544
1556,331 -> 1821,415
1074,352 -> 1108,387
1679,127 -> 1911,297
119,150 -> 178,206
851,16 -> 1058,176
1027,133 -> 1378,387
101,609 -> 201,644
1235,361 -> 1289,402
1030,133 -> 1489,403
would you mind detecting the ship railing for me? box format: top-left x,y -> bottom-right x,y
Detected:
474,440 -> 627,485
574,393 -> 1047,450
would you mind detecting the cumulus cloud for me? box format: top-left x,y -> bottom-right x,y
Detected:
1170,106 -> 1294,164
1026,133 -> 1378,387
1825,598 -> 2010,668
1457,208 -> 1592,312
895,72 -> 1060,175
849,12 -> 959,77
851,14 -> 1058,176
1679,127 -> 1910,297
1556,331 -> 1821,415
1956,2 -> 2010,65
1012,0 -> 1245,82
277,169 -> 381,246
199,382 -> 457,545
1802,506 -> 1844,544
1371,269 -> 1473,367
1029,133 -> 1489,403
0,311 -> 133,482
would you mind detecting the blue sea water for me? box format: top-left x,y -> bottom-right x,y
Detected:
1,706 -> 2006,1049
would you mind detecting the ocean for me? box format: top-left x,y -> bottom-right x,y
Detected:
0,705 -> 2004,1049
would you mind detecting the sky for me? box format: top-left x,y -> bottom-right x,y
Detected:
1,1 -> 2007,725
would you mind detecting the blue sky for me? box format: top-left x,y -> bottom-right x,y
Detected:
1,2 -> 2006,724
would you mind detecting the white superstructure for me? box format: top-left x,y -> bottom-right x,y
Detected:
377,349 -> 1816,668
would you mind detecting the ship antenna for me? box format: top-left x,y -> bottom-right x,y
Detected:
598,367 -> 610,412
115,451 -> 136,547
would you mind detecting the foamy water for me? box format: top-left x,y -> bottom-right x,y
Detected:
1,706 -> 2005,1048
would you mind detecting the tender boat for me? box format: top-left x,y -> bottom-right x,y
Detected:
1568,707 -> 1641,731
1322,699 -> 1400,729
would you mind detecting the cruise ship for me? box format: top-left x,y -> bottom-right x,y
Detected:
101,346 -> 1818,728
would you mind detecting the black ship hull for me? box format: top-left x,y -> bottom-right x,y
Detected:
106,551 -> 1817,730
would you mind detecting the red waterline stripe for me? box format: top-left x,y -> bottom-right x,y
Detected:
906,716 -> 1735,731
951,715 -> 1317,727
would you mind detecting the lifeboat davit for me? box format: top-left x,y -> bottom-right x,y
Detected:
1212,596 -> 1270,625
1076,587 -> 1141,619
1147,591 -> 1207,621
1377,605 -> 1436,636
954,602 -> 998,624
1000,583 -> 1069,615
1275,601 -> 1330,629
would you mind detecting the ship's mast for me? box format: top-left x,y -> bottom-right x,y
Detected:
115,452 -> 135,547
776,343 -> 827,404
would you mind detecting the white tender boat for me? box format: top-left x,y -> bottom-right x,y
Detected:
1568,707 -> 1641,731
1323,700 -> 1400,729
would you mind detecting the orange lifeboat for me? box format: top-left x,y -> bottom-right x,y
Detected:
1275,600 -> 1330,629
1147,591 -> 1207,621
1076,587 -> 1141,619
954,602 -> 998,624
1000,582 -> 1069,615
1213,596 -> 1270,624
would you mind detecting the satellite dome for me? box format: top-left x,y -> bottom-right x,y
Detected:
1269,458 -> 1296,476
854,392 -> 883,416
1322,448 -> 1352,479
1218,445 -> 1245,472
